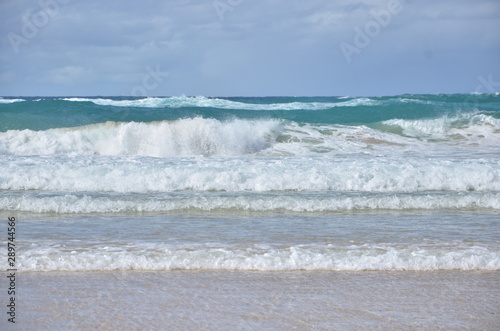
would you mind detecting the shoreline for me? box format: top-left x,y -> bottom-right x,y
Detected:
8,270 -> 499,330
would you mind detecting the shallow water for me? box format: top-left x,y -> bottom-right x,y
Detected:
10,211 -> 500,272
16,270 -> 499,330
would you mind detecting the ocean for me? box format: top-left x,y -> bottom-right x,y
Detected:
1,94 -> 499,329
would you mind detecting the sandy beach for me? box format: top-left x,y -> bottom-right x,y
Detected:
12,270 -> 499,330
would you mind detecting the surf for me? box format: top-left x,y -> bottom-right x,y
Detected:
0,118 -> 282,157
3,191 -> 500,213
18,242 -> 500,272
2,156 -> 499,193
1,113 -> 499,158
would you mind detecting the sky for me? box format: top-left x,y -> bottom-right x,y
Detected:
0,0 -> 499,97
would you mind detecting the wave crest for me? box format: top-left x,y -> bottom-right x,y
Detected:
380,113 -> 500,146
16,243 -> 500,271
0,118 -> 281,157
3,192 -> 500,213
2,157 -> 499,193
62,96 -> 378,110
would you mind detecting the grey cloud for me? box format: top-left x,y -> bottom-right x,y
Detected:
0,0 -> 499,96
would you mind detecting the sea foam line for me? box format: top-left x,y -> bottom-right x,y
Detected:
381,113 -> 500,146
0,98 -> 24,104
2,192 -> 500,213
61,96 -> 378,110
15,244 -> 500,271
1,156 -> 499,193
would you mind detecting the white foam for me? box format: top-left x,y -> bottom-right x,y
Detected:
61,96 -> 378,110
395,98 -> 431,104
0,98 -> 24,103
268,121 -> 416,156
1,156 -> 499,193
15,243 -> 500,271
0,118 -> 281,157
382,113 -> 500,147
3,115 -> 497,159
2,192 -> 500,213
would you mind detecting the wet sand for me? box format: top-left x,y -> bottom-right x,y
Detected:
8,270 -> 499,330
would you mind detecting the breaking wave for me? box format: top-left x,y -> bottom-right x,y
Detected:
1,156 -> 499,193
61,96 -> 378,110
0,118 -> 281,157
1,113 -> 499,158
16,242 -> 500,271
380,113 -> 500,146
2,192 -> 500,213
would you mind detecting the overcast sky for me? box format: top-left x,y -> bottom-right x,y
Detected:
1,0 -> 499,97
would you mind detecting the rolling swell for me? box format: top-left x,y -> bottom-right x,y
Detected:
1,94 -> 499,131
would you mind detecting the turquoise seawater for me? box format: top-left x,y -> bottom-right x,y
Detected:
1,94 -> 500,131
